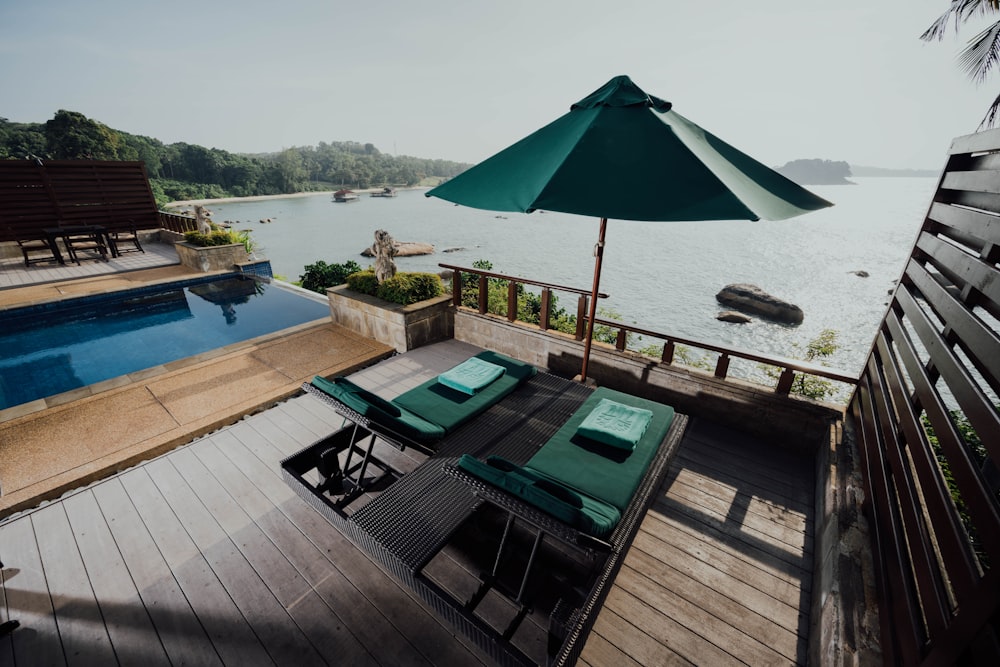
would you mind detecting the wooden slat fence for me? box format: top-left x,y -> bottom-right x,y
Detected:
0,159 -> 160,241
850,128 -> 1000,666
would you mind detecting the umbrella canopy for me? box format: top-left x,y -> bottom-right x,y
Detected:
427,75 -> 832,379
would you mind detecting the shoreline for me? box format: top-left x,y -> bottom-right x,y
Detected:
165,186 -> 429,209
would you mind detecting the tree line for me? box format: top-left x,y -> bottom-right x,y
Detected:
0,110 -> 470,207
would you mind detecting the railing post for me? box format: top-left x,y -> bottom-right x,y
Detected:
507,282 -> 518,322
452,270 -> 462,307
576,295 -> 588,340
615,329 -> 627,351
540,288 -> 551,331
661,341 -> 675,365
776,368 -> 795,395
714,353 -> 731,379
478,275 -> 488,314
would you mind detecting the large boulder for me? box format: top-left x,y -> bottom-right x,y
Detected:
361,241 -> 434,257
716,283 -> 803,325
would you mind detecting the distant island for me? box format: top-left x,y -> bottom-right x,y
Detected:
848,165 -> 938,178
774,159 -> 853,185
774,159 -> 939,185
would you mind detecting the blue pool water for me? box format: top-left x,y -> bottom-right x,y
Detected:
0,275 -> 330,410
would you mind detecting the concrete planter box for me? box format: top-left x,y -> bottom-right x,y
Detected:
327,284 -> 453,353
175,242 -> 250,273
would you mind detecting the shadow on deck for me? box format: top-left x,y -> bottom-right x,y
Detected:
0,340 -> 816,666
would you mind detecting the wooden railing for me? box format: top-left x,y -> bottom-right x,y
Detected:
592,315 -> 858,395
439,263 -> 608,340
441,263 -> 858,396
158,210 -> 197,234
850,128 -> 1000,666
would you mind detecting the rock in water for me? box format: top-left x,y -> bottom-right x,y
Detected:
717,310 -> 752,324
716,284 -> 803,324
361,241 -> 435,257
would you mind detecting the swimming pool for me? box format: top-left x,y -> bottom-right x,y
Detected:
0,274 -> 331,410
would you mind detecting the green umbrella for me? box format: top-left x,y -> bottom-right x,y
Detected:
428,75 -> 832,380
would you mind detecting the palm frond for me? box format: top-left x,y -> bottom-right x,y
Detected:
978,88 -> 1000,127
922,0 -> 1000,41
958,21 -> 1000,82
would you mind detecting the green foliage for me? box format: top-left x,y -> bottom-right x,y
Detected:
183,227 -> 256,255
638,343 -> 715,370
761,328 -> 840,400
0,112 -> 472,202
346,270 -> 380,295
345,269 -> 442,305
921,409 -> 991,566
376,273 -> 443,305
299,260 -> 363,294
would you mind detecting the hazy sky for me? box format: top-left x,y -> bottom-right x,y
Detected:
1,0 -> 995,169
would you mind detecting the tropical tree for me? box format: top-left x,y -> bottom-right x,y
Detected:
923,0 -> 1000,126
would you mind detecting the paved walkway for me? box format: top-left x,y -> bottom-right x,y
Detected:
0,250 -> 394,519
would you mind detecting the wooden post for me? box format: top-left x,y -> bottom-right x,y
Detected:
661,341 -> 675,365
615,329 -> 627,351
478,274 -> 488,314
576,295 -> 588,340
507,282 -> 518,322
452,269 -> 462,307
776,368 -> 796,394
540,288 -> 551,331
714,353 -> 731,379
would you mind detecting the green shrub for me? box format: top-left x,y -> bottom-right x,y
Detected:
183,227 -> 256,255
346,270 -> 380,295
299,260 -> 363,294
376,272 -> 444,305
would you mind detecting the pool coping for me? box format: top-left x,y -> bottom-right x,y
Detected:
0,268 -> 396,520
1,275 -> 332,422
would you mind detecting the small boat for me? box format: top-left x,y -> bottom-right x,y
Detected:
370,187 -> 397,198
332,189 -> 359,203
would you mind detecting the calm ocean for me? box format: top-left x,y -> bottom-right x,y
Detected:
208,177 -> 938,378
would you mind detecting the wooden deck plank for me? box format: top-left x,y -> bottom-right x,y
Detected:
604,585 -> 740,665
219,417 -> 490,666
60,491 -> 172,667
32,504 -> 119,666
629,530 -> 806,634
0,556 -> 12,667
181,437 -> 382,665
0,514 -> 65,666
111,468 -> 271,665
141,455 -> 328,667
92,475 -> 231,666
614,564 -> 791,665
665,470 -> 812,556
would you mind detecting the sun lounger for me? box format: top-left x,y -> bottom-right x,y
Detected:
445,386 -> 678,601
296,351 -> 537,503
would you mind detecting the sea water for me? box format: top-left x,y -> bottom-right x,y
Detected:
207,177 -> 938,377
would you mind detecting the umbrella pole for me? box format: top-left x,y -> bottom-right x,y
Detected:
580,217 -> 607,382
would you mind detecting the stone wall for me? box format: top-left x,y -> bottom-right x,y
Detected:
174,242 -> 249,273
327,285 -> 453,353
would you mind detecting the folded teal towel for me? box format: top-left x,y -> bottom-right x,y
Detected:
438,357 -> 506,395
576,398 -> 653,451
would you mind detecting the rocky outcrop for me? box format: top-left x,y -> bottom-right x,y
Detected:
716,284 -> 803,325
717,310 -> 752,324
361,241 -> 434,257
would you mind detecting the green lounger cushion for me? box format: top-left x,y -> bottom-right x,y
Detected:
456,455 -> 621,539
525,387 -> 675,512
311,376 -> 445,443
576,398 -> 653,451
393,351 -> 537,432
438,357 -> 506,395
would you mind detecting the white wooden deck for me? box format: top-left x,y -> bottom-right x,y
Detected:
0,341 -> 814,666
